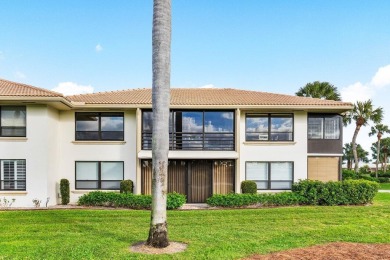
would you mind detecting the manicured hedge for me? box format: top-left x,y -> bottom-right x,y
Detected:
241,180 -> 257,194
207,179 -> 379,207
206,192 -> 302,207
78,191 -> 186,210
60,179 -> 70,205
120,180 -> 134,194
292,179 -> 379,205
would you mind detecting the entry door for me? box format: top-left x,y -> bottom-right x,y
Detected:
188,160 -> 212,203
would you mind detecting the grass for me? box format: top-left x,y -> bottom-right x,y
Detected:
379,182 -> 390,190
1,194 -> 390,259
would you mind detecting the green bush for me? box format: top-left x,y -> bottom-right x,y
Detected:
167,192 -> 187,209
78,191 -> 186,210
60,179 -> 70,205
342,169 -> 359,180
206,192 -> 302,207
292,179 -> 379,205
120,180 -> 133,194
378,177 -> 390,183
360,175 -> 379,182
241,180 -> 257,194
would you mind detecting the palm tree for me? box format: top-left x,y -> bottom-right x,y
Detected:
296,81 -> 341,101
344,100 -> 383,172
343,142 -> 370,170
371,137 -> 390,172
146,0 -> 171,248
369,124 -> 390,177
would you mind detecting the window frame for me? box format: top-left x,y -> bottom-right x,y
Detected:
0,106 -> 27,137
141,109 -> 235,150
245,113 -> 294,142
75,112 -> 124,141
307,114 -> 341,140
0,159 -> 26,191
75,161 -> 124,190
245,161 -> 294,190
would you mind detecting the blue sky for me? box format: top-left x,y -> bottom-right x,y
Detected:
1,0 -> 390,155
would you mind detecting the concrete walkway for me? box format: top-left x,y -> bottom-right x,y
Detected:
378,190 -> 390,193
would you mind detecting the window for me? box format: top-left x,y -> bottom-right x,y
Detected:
0,160 -> 26,190
246,114 -> 293,141
75,112 -> 124,141
75,161 -> 124,190
142,110 -> 235,150
246,161 -> 293,190
308,115 -> 340,139
0,106 -> 26,137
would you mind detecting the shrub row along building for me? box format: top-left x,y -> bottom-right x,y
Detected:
0,78 -> 353,206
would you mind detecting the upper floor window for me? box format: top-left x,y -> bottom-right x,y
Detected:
142,110 -> 235,150
245,114 -> 293,141
0,106 -> 26,137
75,112 -> 124,141
308,114 -> 340,139
0,159 -> 26,191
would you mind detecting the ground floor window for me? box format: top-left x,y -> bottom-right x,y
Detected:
245,161 -> 293,190
0,159 -> 26,190
75,161 -> 124,190
308,157 -> 340,182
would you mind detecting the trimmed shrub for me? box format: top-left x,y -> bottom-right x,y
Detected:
77,191 -> 186,210
206,192 -> 302,207
292,179 -> 379,205
342,169 -> 358,180
120,180 -> 134,194
167,192 -> 187,210
378,177 -> 390,183
241,180 -> 257,194
60,179 -> 70,205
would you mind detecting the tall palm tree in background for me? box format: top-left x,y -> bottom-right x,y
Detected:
343,142 -> 370,170
344,100 -> 383,173
369,124 -> 390,177
296,81 -> 341,101
147,0 -> 171,248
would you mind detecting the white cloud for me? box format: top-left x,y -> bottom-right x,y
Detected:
95,44 -> 103,52
340,82 -> 374,102
52,82 -> 94,96
199,84 -> 215,88
371,64 -> 390,88
14,71 -> 26,79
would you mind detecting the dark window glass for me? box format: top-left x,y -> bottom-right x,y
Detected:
75,112 -> 124,141
246,161 -> 293,190
245,114 -> 293,141
142,110 -> 235,150
308,115 -> 340,140
75,161 -> 123,190
0,106 -> 26,137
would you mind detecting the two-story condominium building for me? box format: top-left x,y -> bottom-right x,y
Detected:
0,78 -> 353,206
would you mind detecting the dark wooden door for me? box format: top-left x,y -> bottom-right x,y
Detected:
188,160 -> 212,203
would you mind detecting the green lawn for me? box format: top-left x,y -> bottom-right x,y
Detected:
1,194 -> 390,260
379,182 -> 390,190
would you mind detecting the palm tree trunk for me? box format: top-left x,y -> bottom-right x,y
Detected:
147,0 -> 171,248
376,139 -> 380,178
352,125 -> 361,173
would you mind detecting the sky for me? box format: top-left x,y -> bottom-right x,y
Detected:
1,0 -> 390,158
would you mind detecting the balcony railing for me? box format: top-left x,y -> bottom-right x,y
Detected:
142,132 -> 235,151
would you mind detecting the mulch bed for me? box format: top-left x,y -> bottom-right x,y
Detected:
244,242 -> 390,260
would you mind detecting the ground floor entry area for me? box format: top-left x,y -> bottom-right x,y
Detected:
141,159 -> 235,203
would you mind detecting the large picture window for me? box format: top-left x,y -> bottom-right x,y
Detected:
142,110 -> 235,150
75,161 -> 124,190
0,160 -> 26,190
308,115 -> 340,139
75,112 -> 124,141
246,161 -> 293,190
246,114 -> 293,141
0,106 -> 26,137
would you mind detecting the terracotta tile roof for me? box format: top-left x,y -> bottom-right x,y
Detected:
0,78 -> 63,97
67,88 -> 352,107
